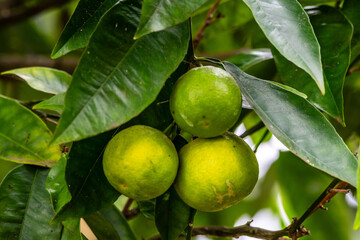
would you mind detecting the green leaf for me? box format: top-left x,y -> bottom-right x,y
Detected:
354,149 -> 360,230
242,0 -> 324,93
84,205 -> 136,240
61,219 -> 83,240
155,187 -> 194,240
51,0 -> 119,58
135,0 -> 207,39
46,154 -> 72,213
33,92 -> 65,114
0,165 -> 62,239
52,0 -> 190,144
342,0 -> 360,62
223,62 -> 358,186
2,67 -> 71,94
276,152 -> 351,239
272,6 -> 352,123
0,95 -> 61,167
137,199 -> 156,219
50,130 -> 120,223
227,48 -> 273,70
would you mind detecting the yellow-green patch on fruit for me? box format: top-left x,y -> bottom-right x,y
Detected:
103,125 -> 179,200
170,66 -> 242,138
174,132 -> 258,212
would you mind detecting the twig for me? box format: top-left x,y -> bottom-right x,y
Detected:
288,179 -> 348,234
239,122 -> 265,138
193,0 -> 222,51
148,222 -> 309,240
0,0 -> 72,28
347,65 -> 360,75
0,55 -> 78,74
44,116 -> 58,125
122,198 -> 140,220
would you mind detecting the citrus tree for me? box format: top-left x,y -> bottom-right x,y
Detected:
0,0 -> 360,239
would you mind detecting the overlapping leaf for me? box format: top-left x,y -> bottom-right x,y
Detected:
0,95 -> 61,167
51,0 -> 119,58
1,67 -> 71,94
342,0 -> 360,62
243,0 -> 324,93
273,6 -> 353,123
135,0 -> 207,39
0,165 -> 62,239
33,93 -> 65,114
84,205 -> 136,240
155,187 -> 194,240
52,0 -> 190,144
224,62 -> 357,186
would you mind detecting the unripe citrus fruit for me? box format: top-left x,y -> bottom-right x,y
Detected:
169,66 -> 242,138
174,132 -> 259,212
103,125 -> 179,200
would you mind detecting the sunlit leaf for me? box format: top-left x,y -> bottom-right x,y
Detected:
243,0 -> 324,93
2,67 -> 71,94
33,93 -> 65,114
0,95 -> 61,167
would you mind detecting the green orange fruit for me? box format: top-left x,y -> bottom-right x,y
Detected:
169,66 -> 242,138
102,125 -> 179,200
174,132 -> 259,212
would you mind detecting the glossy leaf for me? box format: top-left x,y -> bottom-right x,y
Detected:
155,187 -> 193,240
276,152 -> 351,239
51,0 -> 119,58
46,154 -> 71,213
0,95 -> 61,167
33,93 -> 65,114
2,67 -> 71,94
0,165 -> 62,239
52,0 -> 190,144
227,48 -> 273,70
61,219 -> 83,240
243,0 -> 324,93
135,0 -> 207,39
223,62 -> 358,186
84,205 -> 136,240
342,0 -> 360,62
272,6 -> 352,123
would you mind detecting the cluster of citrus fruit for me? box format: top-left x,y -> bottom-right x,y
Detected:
103,66 -> 259,212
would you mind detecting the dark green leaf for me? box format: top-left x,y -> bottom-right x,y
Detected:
0,165 -> 62,239
342,0 -> 360,62
84,205 -> 136,240
0,95 -> 61,167
354,149 -> 360,230
243,0 -> 324,93
51,0 -> 119,58
61,219 -> 83,240
137,199 -> 156,219
275,152 -> 351,239
155,187 -> 194,240
223,62 -> 357,186
33,93 -> 65,114
135,0 -> 207,39
272,6 -> 352,123
46,154 -> 71,213
2,67 -> 71,94
52,0 -> 190,144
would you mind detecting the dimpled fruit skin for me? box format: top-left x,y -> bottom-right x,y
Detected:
103,125 -> 179,200
174,132 -> 259,212
169,66 -> 242,138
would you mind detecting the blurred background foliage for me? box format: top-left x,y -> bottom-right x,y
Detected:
1,0 -> 360,239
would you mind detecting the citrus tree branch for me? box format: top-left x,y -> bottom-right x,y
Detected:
193,0 -> 223,51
